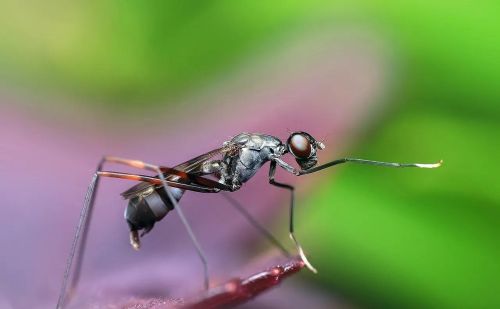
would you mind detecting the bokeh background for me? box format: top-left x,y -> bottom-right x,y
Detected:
0,2 -> 499,308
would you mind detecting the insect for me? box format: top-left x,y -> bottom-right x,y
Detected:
57,132 -> 442,308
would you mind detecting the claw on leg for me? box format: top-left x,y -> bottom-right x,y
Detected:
290,233 -> 317,273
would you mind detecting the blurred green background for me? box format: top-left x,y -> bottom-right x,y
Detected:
1,1 -> 498,308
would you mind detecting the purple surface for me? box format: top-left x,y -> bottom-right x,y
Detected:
0,33 -> 387,308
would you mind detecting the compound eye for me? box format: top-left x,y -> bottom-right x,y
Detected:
289,134 -> 312,158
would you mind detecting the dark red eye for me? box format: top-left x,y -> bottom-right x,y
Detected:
289,134 -> 312,158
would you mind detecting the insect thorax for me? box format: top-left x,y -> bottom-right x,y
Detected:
222,133 -> 285,186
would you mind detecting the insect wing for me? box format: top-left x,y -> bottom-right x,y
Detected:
172,142 -> 239,173
120,143 -> 239,199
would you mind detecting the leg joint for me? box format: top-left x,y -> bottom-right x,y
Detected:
269,179 -> 294,191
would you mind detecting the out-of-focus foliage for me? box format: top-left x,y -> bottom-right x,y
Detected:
1,1 -> 498,308
299,1 -> 500,308
302,111 -> 499,308
0,1 -> 319,105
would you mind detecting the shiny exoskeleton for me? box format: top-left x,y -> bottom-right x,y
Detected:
58,130 -> 441,309
124,132 -> 324,242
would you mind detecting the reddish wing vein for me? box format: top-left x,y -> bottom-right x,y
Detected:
120,143 -> 239,199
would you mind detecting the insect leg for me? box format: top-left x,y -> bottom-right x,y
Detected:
98,171 -> 219,193
106,155 -> 232,191
58,159 -> 215,308
220,192 -> 291,258
154,169 -> 210,290
57,158 -> 104,309
298,158 -> 442,175
99,156 -> 210,290
268,160 -> 317,273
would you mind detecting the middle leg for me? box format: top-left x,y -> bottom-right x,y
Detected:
102,156 -> 210,289
220,192 -> 291,258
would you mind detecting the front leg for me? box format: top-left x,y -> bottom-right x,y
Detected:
272,157 -> 300,175
268,160 -> 317,273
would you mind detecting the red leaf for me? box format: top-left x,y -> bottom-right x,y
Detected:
118,258 -> 305,309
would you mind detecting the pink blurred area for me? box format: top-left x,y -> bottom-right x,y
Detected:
0,30 -> 388,308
